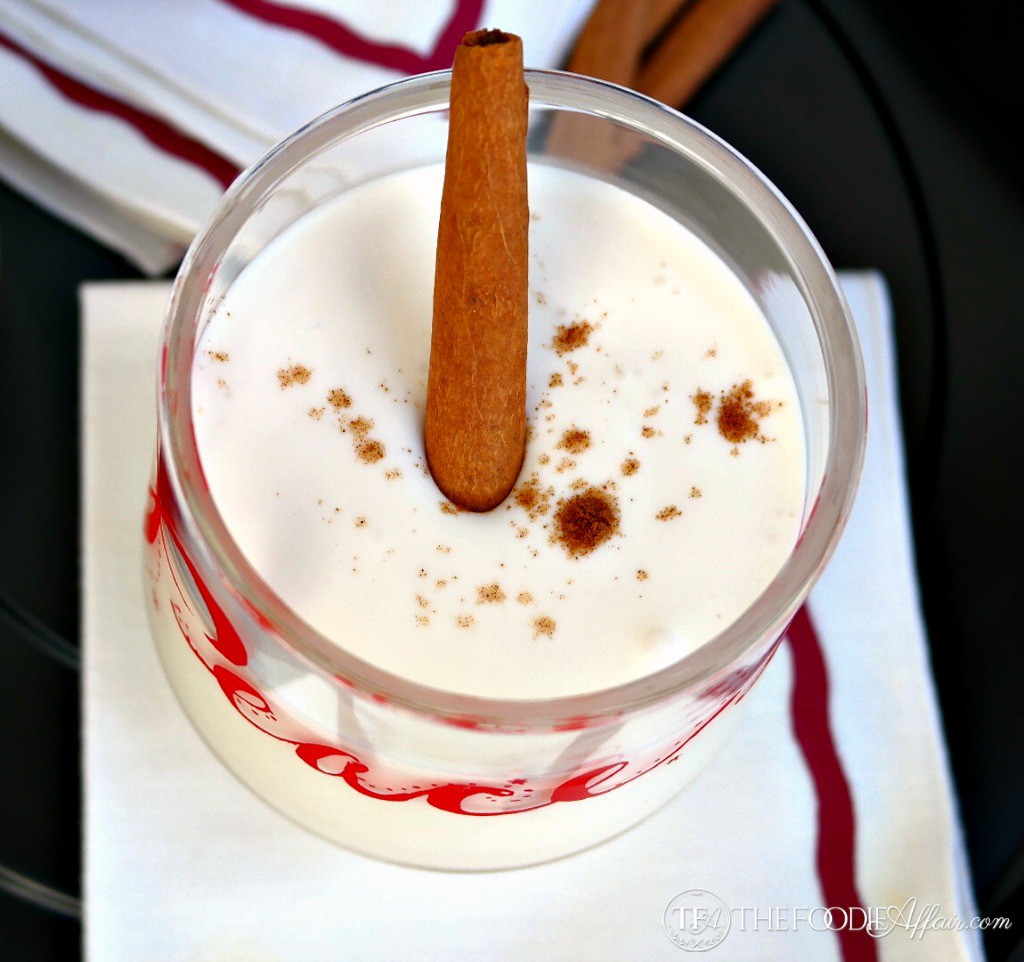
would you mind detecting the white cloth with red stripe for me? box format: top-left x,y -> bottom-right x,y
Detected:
81,271 -> 984,961
0,0 -> 593,273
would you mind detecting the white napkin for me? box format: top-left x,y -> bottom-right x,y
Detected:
0,0 -> 594,273
81,272 -> 984,962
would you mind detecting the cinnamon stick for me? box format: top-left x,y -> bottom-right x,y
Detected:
560,0 -> 693,88
545,0 -> 668,169
636,0 -> 779,107
424,30 -> 529,512
563,0 -> 654,88
641,0 -> 693,48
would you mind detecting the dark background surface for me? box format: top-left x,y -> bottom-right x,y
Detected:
1,0 -> 1022,958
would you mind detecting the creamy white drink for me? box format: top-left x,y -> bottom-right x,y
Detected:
190,163 -> 805,700
146,158 -> 811,868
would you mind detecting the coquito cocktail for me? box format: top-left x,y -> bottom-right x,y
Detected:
192,163 -> 804,698
144,68 -> 864,869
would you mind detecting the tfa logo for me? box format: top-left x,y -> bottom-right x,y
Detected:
663,890 -> 731,951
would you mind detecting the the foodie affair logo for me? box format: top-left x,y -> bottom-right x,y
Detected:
663,890 -> 732,951
662,890 -> 1011,950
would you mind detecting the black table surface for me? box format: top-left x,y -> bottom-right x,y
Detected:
1,1 -> 1022,959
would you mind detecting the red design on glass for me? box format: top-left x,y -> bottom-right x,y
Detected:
214,665 -> 278,728
144,483 -> 162,545
150,455 -> 247,666
147,445 -> 750,816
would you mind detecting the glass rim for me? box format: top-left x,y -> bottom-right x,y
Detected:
159,68 -> 867,729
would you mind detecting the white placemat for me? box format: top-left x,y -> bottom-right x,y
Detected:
81,272 -> 983,961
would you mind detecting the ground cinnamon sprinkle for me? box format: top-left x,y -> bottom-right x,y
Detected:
456,615 -> 475,629
637,569 -> 648,581
512,475 -> 552,519
517,591 -> 533,605
476,584 -> 506,604
549,372 -> 564,388
656,505 -> 682,521
553,487 -> 620,557
557,427 -> 591,454
207,351 -> 229,362
277,364 -> 312,387
552,320 -> 594,354
349,416 -> 373,437
357,439 -> 385,463
689,486 -> 702,498
717,380 -> 773,444
533,615 -> 556,638
691,389 -> 713,425
327,388 -> 351,409
621,457 -> 640,476
340,414 -> 386,463
440,501 -> 462,515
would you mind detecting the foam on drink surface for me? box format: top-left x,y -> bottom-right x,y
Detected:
192,164 -> 805,699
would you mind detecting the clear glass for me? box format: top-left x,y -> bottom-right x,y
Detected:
143,70 -> 866,869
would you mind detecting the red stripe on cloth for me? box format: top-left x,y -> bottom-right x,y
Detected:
0,28 -> 239,190
787,604 -> 878,962
221,0 -> 484,73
